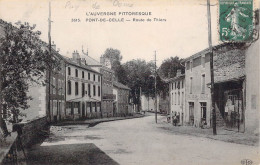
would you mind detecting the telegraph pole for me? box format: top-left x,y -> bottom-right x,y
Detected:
48,1 -> 52,122
154,51 -> 157,123
207,0 -> 217,135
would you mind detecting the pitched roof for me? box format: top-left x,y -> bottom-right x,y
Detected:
62,56 -> 102,75
113,81 -> 130,90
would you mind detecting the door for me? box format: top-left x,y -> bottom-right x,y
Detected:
189,102 -> 194,125
224,89 -> 243,131
82,102 -> 85,118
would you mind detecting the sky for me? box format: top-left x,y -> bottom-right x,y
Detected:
0,0 -> 222,65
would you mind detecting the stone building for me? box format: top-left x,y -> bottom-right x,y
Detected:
46,43 -> 66,123
113,81 -> 131,116
184,49 -> 212,127
183,43 -> 250,131
80,51 -> 115,118
64,51 -> 102,120
168,69 -> 185,125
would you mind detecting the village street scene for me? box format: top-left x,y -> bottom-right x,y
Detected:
0,0 -> 259,165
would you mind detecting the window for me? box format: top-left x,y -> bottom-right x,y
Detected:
82,71 -> 84,78
200,102 -> 207,120
88,73 -> 90,80
88,84 -> 91,96
186,61 -> 190,70
177,81 -> 180,89
172,93 -> 173,105
98,86 -> 101,96
58,80 -> 62,95
178,92 -> 180,105
98,76 -> 100,82
68,67 -> 71,75
175,92 -> 177,105
93,85 -> 96,96
75,82 -> 78,95
52,77 -> 56,94
189,102 -> 194,124
67,81 -> 71,95
82,83 -> 85,96
190,61 -> 193,72
93,74 -> 96,81
181,80 -> 184,88
201,74 -> 205,94
171,83 -> 173,90
190,77 -> 193,94
175,82 -> 176,89
75,69 -> 78,77
181,92 -> 184,105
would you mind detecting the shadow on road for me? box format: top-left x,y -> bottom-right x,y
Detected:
26,143 -> 119,165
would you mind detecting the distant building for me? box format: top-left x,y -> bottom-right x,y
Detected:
168,69 -> 185,125
141,95 -> 156,112
64,51 -> 102,120
113,81 -> 131,116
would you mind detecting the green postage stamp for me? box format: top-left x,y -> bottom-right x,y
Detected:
219,0 -> 254,42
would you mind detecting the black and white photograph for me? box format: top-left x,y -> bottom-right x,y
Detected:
0,0 -> 259,164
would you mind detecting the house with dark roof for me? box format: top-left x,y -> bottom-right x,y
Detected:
183,42 -> 247,131
64,51 -> 102,120
113,81 -> 132,116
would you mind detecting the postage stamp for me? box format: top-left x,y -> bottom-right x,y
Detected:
219,0 -> 254,42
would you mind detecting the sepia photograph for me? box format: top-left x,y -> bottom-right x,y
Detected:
0,0 -> 259,164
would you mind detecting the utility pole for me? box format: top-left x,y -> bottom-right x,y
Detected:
207,0 -> 217,135
154,51 -> 157,123
48,1 -> 52,122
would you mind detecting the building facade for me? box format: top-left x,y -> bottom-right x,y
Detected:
184,43 -> 247,130
245,38 -> 259,134
168,70 -> 185,125
113,81 -> 131,116
80,52 -> 115,117
184,48 -> 215,128
46,44 -> 66,123
65,51 -> 102,120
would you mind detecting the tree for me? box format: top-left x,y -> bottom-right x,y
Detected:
102,48 -> 122,71
122,59 -> 154,111
158,56 -> 185,79
0,21 -> 58,136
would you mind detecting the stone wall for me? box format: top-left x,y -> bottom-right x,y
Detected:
13,117 -> 49,148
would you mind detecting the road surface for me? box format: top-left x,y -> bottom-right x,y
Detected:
26,115 -> 260,165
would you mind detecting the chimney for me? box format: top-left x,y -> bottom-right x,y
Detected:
51,41 -> 56,51
72,50 -> 80,61
176,69 -> 182,77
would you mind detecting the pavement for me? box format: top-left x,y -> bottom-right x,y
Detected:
23,114 -> 260,165
156,115 -> 259,146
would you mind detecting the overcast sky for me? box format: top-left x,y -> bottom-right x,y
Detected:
0,0 -> 221,65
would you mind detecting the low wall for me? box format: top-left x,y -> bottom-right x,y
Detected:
13,117 -> 49,148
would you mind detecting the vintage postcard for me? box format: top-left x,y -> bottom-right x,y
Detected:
0,0 -> 259,164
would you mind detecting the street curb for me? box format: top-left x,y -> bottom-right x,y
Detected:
53,115 -> 145,127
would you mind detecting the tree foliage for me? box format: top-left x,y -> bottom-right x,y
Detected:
158,56 -> 185,79
0,21 -> 58,125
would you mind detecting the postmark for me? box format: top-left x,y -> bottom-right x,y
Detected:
219,0 -> 254,42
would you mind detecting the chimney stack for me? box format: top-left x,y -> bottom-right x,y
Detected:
72,50 -> 80,61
